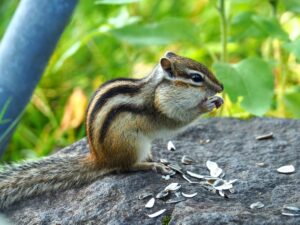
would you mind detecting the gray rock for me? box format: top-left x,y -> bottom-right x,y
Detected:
1,118 -> 299,225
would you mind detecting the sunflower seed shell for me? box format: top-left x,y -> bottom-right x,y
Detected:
138,192 -> 153,200
147,209 -> 166,218
164,183 -> 181,192
182,192 -> 197,198
145,198 -> 155,208
156,190 -> 169,199
281,212 -> 300,217
181,155 -> 194,165
283,205 -> 300,212
167,141 -> 176,151
206,160 -> 223,177
160,158 -> 169,165
186,171 -> 205,179
255,132 -> 273,140
168,164 -> 183,174
250,202 -> 264,209
277,165 -> 295,174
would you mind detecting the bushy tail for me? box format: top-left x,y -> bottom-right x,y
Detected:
0,154 -> 110,209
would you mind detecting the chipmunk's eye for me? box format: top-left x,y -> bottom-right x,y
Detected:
190,73 -> 204,83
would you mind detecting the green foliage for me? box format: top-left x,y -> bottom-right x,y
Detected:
0,0 -> 299,162
251,15 -> 289,41
213,58 -> 274,116
284,90 -> 300,117
283,38 -> 300,60
282,0 -> 300,13
111,18 -> 198,45
161,215 -> 171,225
95,0 -> 141,5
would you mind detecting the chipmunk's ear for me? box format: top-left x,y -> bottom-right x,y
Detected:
165,51 -> 177,58
160,58 -> 172,71
160,57 -> 174,78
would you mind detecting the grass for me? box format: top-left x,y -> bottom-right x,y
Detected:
1,0 -> 299,162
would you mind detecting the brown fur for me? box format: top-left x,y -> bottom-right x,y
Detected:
0,52 -> 223,209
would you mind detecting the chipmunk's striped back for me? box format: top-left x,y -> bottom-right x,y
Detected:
85,77 -> 151,160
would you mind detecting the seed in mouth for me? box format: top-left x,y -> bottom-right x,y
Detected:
209,96 -> 224,108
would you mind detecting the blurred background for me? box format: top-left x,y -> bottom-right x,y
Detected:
0,0 -> 299,162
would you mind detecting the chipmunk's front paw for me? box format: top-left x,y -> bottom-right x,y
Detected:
199,96 -> 223,113
145,153 -> 154,162
211,96 -> 224,109
152,163 -> 173,175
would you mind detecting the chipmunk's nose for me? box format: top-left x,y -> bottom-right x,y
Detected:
217,83 -> 224,93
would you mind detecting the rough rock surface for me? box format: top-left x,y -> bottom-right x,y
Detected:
1,118 -> 300,225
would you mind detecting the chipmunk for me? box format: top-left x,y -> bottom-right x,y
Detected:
0,52 -> 223,208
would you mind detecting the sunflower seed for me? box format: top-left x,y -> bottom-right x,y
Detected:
181,155 -> 194,165
160,158 -> 169,165
167,141 -> 176,151
227,179 -> 238,184
214,183 -> 233,191
199,139 -> 205,144
206,177 -> 221,185
164,183 -> 181,192
147,209 -> 166,218
145,198 -> 155,208
168,164 -> 183,174
162,175 -> 170,180
206,160 -> 223,177
206,160 -> 218,170
282,205 -> 300,216
218,190 -> 225,197
212,179 -> 224,187
256,132 -> 273,140
256,162 -> 268,167
219,171 -> 226,178
186,171 -> 205,179
182,192 -> 197,198
277,165 -> 295,174
156,190 -> 169,199
281,212 -> 300,217
138,192 -> 153,200
250,202 -> 264,209
182,174 -> 200,184
211,167 -> 222,177
283,205 -> 300,212
210,188 -> 217,194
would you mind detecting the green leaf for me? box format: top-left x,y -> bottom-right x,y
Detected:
282,0 -> 300,14
283,38 -> 300,61
212,63 -> 244,103
232,11 -> 254,25
110,18 -> 198,45
284,90 -> 300,118
213,58 -> 274,116
251,15 -> 289,41
231,11 -> 267,40
95,0 -> 140,5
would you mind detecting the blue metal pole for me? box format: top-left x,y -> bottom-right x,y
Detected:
0,0 -> 78,156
